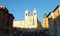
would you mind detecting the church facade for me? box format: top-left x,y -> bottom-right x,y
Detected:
13,8 -> 38,28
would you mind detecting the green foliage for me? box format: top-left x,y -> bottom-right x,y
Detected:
37,19 -> 42,28
43,13 -> 47,18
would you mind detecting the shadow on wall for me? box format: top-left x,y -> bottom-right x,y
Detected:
46,15 -> 60,36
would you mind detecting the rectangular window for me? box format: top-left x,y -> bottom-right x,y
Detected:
2,18 -> 4,24
58,10 -> 59,14
44,23 -> 47,26
54,14 -> 55,17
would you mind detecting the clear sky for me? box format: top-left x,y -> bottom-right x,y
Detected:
0,0 -> 60,21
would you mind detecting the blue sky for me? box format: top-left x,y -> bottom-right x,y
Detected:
0,0 -> 60,21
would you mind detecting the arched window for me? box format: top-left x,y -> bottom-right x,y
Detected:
34,13 -> 36,15
26,14 -> 27,16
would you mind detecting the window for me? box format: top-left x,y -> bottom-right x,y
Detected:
44,23 -> 47,26
26,14 -> 27,16
45,24 -> 47,27
54,14 -> 55,17
58,10 -> 59,14
34,13 -> 36,15
44,20 -> 46,22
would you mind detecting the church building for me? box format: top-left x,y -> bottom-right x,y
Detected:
13,8 -> 38,28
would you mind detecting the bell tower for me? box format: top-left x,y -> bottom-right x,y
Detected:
25,9 -> 29,27
33,8 -> 37,26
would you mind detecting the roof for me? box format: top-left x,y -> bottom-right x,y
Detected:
53,5 -> 60,12
46,5 -> 60,17
9,14 -> 15,19
47,12 -> 51,17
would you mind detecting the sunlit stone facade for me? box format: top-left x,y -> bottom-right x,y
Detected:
42,5 -> 60,29
13,8 -> 38,28
42,5 -> 60,36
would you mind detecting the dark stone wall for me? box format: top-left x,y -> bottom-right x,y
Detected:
0,7 -> 14,36
8,28 -> 49,36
